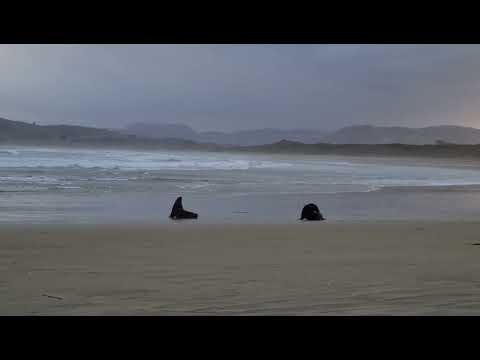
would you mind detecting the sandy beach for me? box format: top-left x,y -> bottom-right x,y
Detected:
2,221 -> 480,315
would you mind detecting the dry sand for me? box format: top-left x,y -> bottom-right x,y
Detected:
2,222 -> 480,315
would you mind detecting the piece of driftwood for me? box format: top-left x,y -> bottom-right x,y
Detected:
42,294 -> 63,300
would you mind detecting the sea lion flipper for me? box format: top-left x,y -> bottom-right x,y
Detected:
169,197 -> 198,220
170,196 -> 184,218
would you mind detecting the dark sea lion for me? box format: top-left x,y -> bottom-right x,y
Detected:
169,196 -> 198,219
300,203 -> 325,221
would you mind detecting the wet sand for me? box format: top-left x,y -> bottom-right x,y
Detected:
2,222 -> 480,315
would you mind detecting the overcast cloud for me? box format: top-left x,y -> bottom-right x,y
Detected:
1,44 -> 480,131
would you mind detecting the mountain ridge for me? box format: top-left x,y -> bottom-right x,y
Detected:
4,116 -> 480,148
124,122 -> 480,145
123,122 -> 328,146
323,124 -> 480,145
4,116 -> 480,159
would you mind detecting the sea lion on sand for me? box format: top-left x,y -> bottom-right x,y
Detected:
169,197 -> 198,219
300,203 -> 325,221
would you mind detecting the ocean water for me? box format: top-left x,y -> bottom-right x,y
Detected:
2,146 -> 480,223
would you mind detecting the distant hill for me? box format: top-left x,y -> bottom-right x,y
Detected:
0,117 -> 117,142
124,122 -> 328,145
0,117 -> 218,150
6,116 -> 480,159
124,123 -> 198,141
124,123 -> 480,146
199,128 -> 328,146
322,125 -> 480,145
234,140 -> 480,159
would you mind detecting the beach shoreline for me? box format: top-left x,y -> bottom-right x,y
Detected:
4,146 -> 480,224
2,221 -> 480,315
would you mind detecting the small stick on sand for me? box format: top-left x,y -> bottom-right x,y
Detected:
42,294 -> 63,300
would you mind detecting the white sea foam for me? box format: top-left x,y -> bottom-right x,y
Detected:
93,177 -> 131,182
176,182 -> 211,190
0,175 -> 61,184
0,147 -> 292,171
0,149 -> 19,155
2,146 -> 480,195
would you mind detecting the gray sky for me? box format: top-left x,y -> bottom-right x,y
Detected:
1,44 -> 480,132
